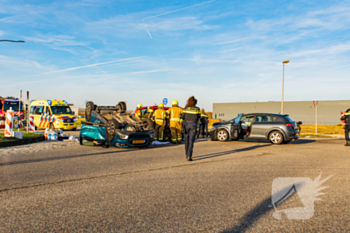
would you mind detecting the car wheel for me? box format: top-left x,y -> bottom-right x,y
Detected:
79,136 -> 83,145
217,129 -> 228,142
118,101 -> 127,111
142,118 -> 154,130
49,123 -> 55,130
105,119 -> 119,143
85,101 -> 95,121
269,131 -> 284,144
71,128 -> 77,131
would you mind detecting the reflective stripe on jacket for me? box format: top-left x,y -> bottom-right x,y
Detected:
181,107 -> 201,123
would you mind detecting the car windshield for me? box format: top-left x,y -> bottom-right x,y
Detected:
3,102 -> 24,111
51,106 -> 73,115
233,114 -> 243,124
284,115 -> 295,124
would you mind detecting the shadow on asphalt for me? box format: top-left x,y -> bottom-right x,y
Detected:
222,184 -> 301,233
193,144 -> 271,161
0,149 -> 132,166
231,139 -> 316,145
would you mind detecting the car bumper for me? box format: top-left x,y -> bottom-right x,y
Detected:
210,129 -> 218,140
111,138 -> 153,148
55,122 -> 77,129
286,129 -> 300,140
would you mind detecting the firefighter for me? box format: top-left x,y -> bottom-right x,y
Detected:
135,103 -> 143,119
341,108 -> 350,146
153,103 -> 167,141
167,100 -> 183,144
181,96 -> 201,161
197,109 -> 208,138
143,107 -> 154,120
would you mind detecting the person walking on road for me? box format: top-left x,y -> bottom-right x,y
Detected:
167,100 -> 183,144
153,103 -> 167,141
341,108 -> 350,146
181,96 -> 201,161
135,103 -> 143,119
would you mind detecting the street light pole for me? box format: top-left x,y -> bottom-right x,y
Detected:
281,60 -> 289,114
0,40 -> 25,43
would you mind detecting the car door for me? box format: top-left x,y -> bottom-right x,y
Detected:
230,114 -> 243,139
250,114 -> 275,139
239,115 -> 254,139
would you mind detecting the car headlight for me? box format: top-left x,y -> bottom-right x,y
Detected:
56,119 -> 62,122
116,131 -> 129,140
149,129 -> 155,138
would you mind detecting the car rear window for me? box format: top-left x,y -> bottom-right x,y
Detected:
283,115 -> 294,123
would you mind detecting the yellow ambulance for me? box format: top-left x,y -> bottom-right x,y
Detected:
29,100 -> 78,130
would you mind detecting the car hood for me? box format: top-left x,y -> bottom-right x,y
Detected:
213,121 -> 229,127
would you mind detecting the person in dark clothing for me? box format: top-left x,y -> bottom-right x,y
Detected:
181,96 -> 201,161
197,108 -> 209,138
341,108 -> 350,146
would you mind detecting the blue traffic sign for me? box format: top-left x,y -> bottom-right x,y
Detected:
163,98 -> 168,105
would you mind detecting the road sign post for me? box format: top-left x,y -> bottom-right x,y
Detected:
313,100 -> 318,134
26,91 -> 29,134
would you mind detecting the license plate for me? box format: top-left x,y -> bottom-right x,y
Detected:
132,140 -> 145,144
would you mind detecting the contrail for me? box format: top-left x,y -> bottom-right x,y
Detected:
142,0 -> 216,20
22,57 -> 141,78
143,19 -> 153,39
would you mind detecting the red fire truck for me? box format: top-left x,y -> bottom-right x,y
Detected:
0,96 -> 25,129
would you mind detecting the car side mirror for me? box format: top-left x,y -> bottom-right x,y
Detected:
297,121 -> 303,125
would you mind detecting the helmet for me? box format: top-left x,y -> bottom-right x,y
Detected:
148,109 -> 154,113
137,103 -> 143,109
158,103 -> 164,108
172,100 -> 178,106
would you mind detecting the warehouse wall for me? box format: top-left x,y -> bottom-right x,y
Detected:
213,100 -> 350,125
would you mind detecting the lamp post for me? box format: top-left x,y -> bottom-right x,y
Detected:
281,60 -> 289,114
0,40 -> 25,43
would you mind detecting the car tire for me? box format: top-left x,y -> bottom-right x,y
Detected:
71,128 -> 77,131
85,101 -> 95,121
79,136 -> 83,145
49,123 -> 55,130
118,101 -> 127,111
142,118 -> 154,130
105,119 -> 119,143
269,131 -> 284,144
217,129 -> 229,142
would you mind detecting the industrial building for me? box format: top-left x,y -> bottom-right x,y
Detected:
213,100 -> 350,125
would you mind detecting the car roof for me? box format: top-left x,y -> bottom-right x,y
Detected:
243,113 -> 286,116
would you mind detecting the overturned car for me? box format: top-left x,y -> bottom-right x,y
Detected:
80,101 -> 155,148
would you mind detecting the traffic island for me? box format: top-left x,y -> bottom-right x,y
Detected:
0,133 -> 45,148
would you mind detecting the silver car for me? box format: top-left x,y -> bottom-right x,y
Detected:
210,113 -> 301,144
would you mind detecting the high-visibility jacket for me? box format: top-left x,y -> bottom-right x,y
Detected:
135,109 -> 142,119
154,108 -> 167,125
181,107 -> 201,123
168,106 -> 183,122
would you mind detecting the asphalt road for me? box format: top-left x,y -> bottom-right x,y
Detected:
1,137 -> 349,232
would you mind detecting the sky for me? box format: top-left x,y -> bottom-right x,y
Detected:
0,0 -> 350,110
